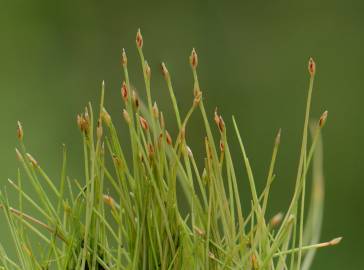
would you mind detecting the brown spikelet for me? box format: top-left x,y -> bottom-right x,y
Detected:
121,48 -> 127,67
15,148 -> 23,161
270,212 -> 283,227
220,140 -> 225,152
193,90 -> 202,106
121,81 -> 128,102
160,62 -> 169,80
96,118 -> 103,139
26,153 -> 38,168
145,61 -> 151,80
190,48 -> 198,69
148,143 -> 154,158
319,110 -> 328,128
308,57 -> 316,77
136,28 -> 143,49
160,112 -> 165,129
132,91 -> 139,109
193,226 -> 205,237
17,121 -> 23,141
152,102 -> 159,119
139,116 -> 149,131
165,130 -> 172,145
103,195 -> 116,209
101,108 -> 111,127
214,108 -> 225,132
122,109 -> 130,124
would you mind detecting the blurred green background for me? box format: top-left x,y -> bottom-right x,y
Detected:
0,0 -> 362,269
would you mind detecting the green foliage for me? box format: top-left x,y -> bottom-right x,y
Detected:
0,30 -> 340,269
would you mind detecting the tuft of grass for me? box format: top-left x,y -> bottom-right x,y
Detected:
1,29 -> 340,270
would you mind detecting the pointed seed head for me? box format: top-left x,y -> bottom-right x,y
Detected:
136,28 -> 143,48
101,108 -> 111,127
132,90 -> 139,109
17,121 -> 23,141
121,81 -> 128,102
308,57 -> 316,77
96,118 -> 103,139
15,148 -> 23,161
160,112 -> 165,129
190,48 -> 198,69
103,195 -> 116,209
270,212 -> 284,227
152,102 -> 159,119
319,110 -> 328,128
26,153 -> 38,167
122,109 -> 130,124
121,48 -> 127,66
165,130 -> 172,145
139,116 -> 149,131
145,61 -> 151,80
161,62 -> 169,80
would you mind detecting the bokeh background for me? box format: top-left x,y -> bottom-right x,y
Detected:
0,1 -> 363,269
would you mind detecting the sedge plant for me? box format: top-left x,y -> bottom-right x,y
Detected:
0,29 -> 341,270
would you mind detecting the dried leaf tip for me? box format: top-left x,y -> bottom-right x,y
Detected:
329,237 -> 343,246
308,57 -> 316,77
319,110 -> 328,128
121,81 -> 128,102
189,48 -> 198,69
121,48 -> 127,66
17,121 -> 23,141
139,116 -> 149,131
136,28 -> 143,49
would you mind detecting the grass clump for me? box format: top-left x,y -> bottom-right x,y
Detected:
0,29 -> 341,269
